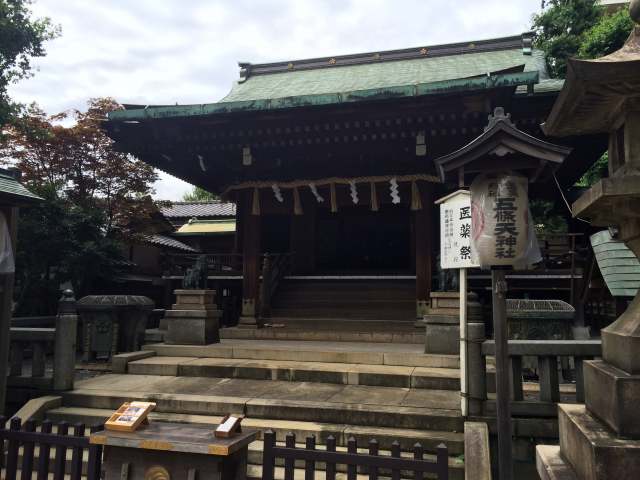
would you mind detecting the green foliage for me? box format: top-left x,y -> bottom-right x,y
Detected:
530,199 -> 568,234
0,0 -> 59,127
182,186 -> 218,201
532,0 -> 633,78
2,98 -> 161,314
14,192 -> 125,315
579,9 -> 635,58
532,0 -> 603,78
576,152 -> 609,187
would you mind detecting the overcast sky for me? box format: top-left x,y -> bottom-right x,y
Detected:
9,0 -> 542,200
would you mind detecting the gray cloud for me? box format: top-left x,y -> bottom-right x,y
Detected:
9,0 -> 542,200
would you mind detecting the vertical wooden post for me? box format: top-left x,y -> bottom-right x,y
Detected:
239,190 -> 261,328
0,206 -> 17,415
415,182 -> 432,318
492,268 -> 513,480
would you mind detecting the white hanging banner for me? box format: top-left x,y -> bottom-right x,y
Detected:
0,211 -> 14,274
437,190 -> 479,270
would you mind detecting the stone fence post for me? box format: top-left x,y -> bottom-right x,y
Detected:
53,289 -> 78,391
467,321 -> 487,416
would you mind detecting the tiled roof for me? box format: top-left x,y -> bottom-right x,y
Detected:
160,201 -> 236,219
0,169 -> 43,204
145,234 -> 199,252
109,33 -> 559,122
222,48 -> 550,103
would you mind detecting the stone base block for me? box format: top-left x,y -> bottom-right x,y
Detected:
165,309 -> 221,345
426,291 -> 483,321
424,315 -> 459,355
171,303 -> 218,311
584,359 -> 640,438
174,289 -> 216,307
559,403 -> 640,480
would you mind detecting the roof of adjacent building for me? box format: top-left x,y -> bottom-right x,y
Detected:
109,33 -> 561,122
0,168 -> 43,205
174,219 -> 236,236
144,234 -> 199,252
160,201 -> 236,219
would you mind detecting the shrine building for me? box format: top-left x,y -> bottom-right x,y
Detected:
103,33 -> 605,328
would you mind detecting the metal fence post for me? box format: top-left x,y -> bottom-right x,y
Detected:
53,290 -> 78,391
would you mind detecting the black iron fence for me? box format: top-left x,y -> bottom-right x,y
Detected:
262,430 -> 449,480
0,417 -> 102,480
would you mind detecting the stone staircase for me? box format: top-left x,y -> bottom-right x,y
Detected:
39,339 -> 465,479
269,279 -> 417,322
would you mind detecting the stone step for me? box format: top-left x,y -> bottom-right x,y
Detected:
142,340 -> 459,368
257,319 -> 419,331
125,356 -> 459,390
61,375 -> 463,431
45,407 -> 464,454
220,326 -> 425,344
269,309 -> 415,320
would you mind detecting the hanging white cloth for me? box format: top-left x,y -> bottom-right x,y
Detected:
0,211 -> 14,273
389,178 -> 401,204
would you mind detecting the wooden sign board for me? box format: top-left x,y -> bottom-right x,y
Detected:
105,401 -> 156,432
214,414 -> 243,438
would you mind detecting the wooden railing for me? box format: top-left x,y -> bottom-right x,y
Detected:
262,430 -> 449,480
260,253 -> 295,318
7,290 -> 78,392
0,417 -> 102,480
468,339 -> 602,417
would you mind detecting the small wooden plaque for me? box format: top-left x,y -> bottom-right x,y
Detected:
214,414 -> 243,438
105,401 -> 156,432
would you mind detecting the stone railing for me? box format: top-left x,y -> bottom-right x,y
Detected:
467,337 -> 602,417
7,290 -> 78,392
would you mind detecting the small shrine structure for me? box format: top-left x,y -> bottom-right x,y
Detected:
103,32 -> 604,328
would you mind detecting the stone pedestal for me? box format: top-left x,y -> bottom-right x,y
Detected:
423,291 -> 483,354
165,289 -> 221,345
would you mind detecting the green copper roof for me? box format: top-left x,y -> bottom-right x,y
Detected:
108,34 -> 560,122
223,49 -> 549,103
0,169 -> 43,204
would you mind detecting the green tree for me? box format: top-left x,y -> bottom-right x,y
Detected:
532,1 -> 633,78
1,98 -> 161,313
0,0 -> 59,127
182,186 -> 218,201
579,9 -> 635,58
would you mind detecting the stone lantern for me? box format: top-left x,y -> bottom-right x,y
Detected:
536,2 -> 640,478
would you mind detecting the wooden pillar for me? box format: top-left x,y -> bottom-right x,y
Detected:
0,206 -> 17,415
239,191 -> 261,327
415,183 -> 433,318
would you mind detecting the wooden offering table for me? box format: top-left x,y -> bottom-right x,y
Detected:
90,422 -> 258,480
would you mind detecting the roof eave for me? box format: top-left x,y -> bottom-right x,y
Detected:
107,71 -> 540,123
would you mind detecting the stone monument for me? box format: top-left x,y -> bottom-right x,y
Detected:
165,255 -> 221,345
536,3 -> 640,478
